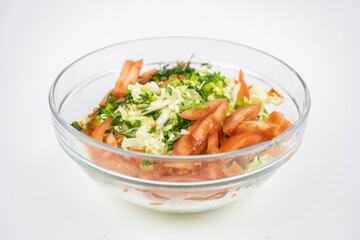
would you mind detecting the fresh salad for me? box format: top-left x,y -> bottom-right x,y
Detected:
71,60 -> 291,181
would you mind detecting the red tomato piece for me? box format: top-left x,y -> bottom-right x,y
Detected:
223,103 -> 261,136
158,75 -> 184,87
237,69 -> 250,102
137,68 -> 157,84
180,99 -> 225,120
235,120 -> 275,138
90,119 -> 111,142
267,88 -> 283,98
106,133 -> 118,147
173,121 -> 208,156
220,132 -> 267,153
268,111 -> 292,136
222,161 -> 244,177
200,163 -> 224,180
207,131 -> 220,154
113,59 -> 143,97
191,99 -> 228,142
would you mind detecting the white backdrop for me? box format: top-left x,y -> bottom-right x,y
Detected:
1,0 -> 359,239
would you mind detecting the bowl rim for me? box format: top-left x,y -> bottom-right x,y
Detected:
49,36 -> 311,186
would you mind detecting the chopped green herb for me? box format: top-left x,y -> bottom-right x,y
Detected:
71,121 -> 83,131
133,120 -> 142,128
148,126 -> 156,133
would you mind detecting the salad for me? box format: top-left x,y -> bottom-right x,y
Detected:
71,60 -> 292,181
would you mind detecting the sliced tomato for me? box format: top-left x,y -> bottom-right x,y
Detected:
237,69 -> 250,102
173,133 -> 208,155
207,131 -> 220,154
200,163 -> 224,180
137,68 -> 157,84
267,143 -> 287,158
173,121 -> 208,156
180,98 -> 225,120
123,59 -> 143,86
267,88 -> 283,98
235,120 -> 275,138
223,103 -> 261,136
222,161 -> 244,177
106,133 -> 118,147
113,59 -> 143,97
220,132 -> 267,153
90,119 -> 111,142
268,111 -> 292,136
158,75 -> 184,88
191,99 -> 228,142
93,156 -> 140,177
160,161 -> 196,170
112,60 -> 134,97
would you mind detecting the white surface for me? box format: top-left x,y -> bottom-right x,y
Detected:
1,0 -> 359,239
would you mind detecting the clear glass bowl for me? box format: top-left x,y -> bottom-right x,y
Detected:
49,37 -> 310,213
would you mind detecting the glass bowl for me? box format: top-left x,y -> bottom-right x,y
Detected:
49,37 -> 310,213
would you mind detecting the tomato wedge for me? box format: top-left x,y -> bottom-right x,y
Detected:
223,103 -> 261,136
113,59 -> 143,97
222,161 -> 244,177
267,88 -> 283,98
91,118 -> 111,142
173,133 -> 208,155
137,68 -> 157,84
173,121 -> 208,156
237,69 -> 250,102
235,120 -> 275,138
200,163 -> 224,180
106,133 -> 118,147
158,75 -> 185,88
268,111 -> 292,136
191,99 -> 228,142
180,99 -> 225,120
207,131 -> 220,154
220,132 -> 267,153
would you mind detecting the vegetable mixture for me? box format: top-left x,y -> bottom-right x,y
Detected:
71,60 -> 292,181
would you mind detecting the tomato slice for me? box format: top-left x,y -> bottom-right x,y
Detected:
113,60 -> 143,97
90,119 -> 111,142
220,132 -> 267,153
173,133 -> 208,155
173,121 -> 208,155
207,131 -> 220,154
158,75 -> 184,88
235,120 -> 275,138
223,103 -> 261,136
237,69 -> 250,102
160,161 -> 196,170
180,98 -> 225,120
106,133 -> 118,147
137,68 -> 157,84
268,111 -> 292,136
267,88 -> 283,98
191,99 -> 228,142
200,163 -> 224,180
222,161 -> 244,177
